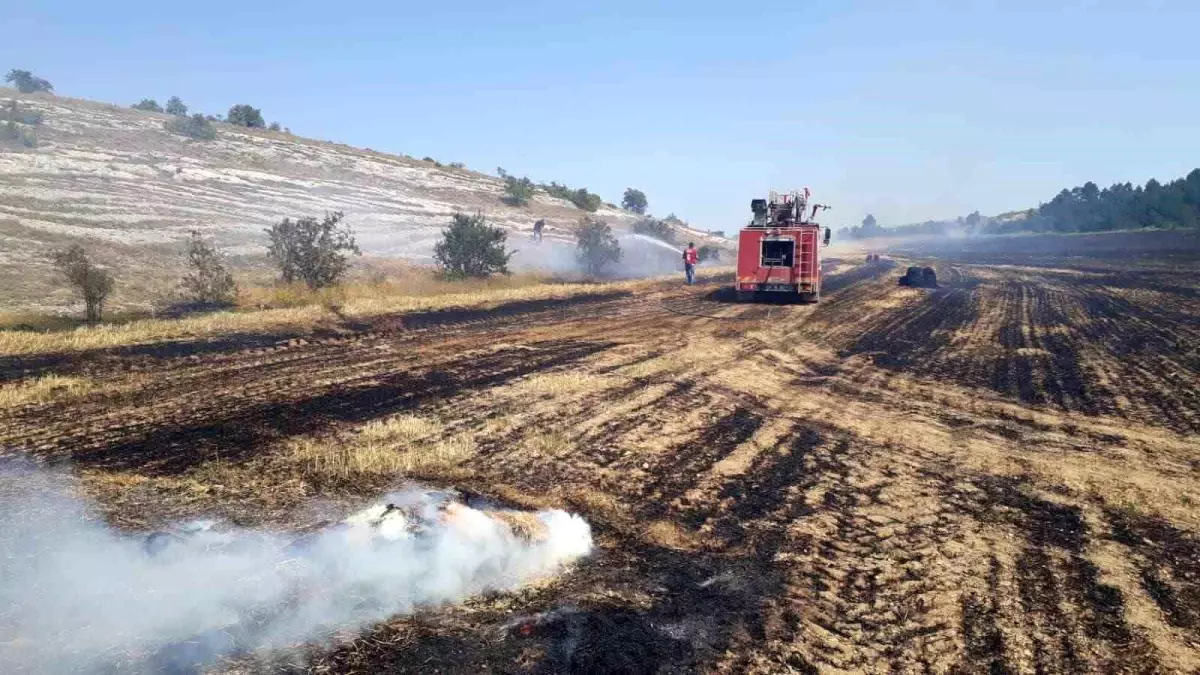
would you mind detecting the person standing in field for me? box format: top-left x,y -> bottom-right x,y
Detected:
532,219 -> 545,242
683,242 -> 699,285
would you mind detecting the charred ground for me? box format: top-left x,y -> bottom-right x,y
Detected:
1,231 -> 1198,673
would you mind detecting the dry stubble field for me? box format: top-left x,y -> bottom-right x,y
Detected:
1,232 -> 1198,673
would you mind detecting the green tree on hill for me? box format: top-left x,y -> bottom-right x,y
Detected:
131,99 -> 164,112
502,175 -> 536,206
631,217 -> 676,244
51,245 -> 114,323
433,212 -> 514,279
265,211 -> 361,288
5,69 -> 53,94
575,217 -> 622,276
622,188 -> 648,214
165,96 -> 188,116
226,104 -> 265,128
181,231 -> 237,306
164,114 -> 217,140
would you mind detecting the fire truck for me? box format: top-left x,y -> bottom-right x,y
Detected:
735,190 -> 831,302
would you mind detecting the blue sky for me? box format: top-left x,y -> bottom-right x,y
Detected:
3,0 -> 1197,231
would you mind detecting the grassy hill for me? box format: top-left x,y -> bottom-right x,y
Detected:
0,89 -> 720,315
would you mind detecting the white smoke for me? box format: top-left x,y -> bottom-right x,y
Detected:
0,466 -> 592,674
622,233 -> 683,255
508,233 -> 692,279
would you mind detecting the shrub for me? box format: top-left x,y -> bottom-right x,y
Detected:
1,101 -> 38,147
181,230 -> 237,305
226,104 -> 265,128
697,245 -> 720,262
621,188 -> 648,214
502,175 -> 536,206
164,113 -> 216,140
0,120 -> 36,148
268,121 -> 281,132
165,96 -> 188,116
541,181 -> 602,211
264,211 -> 361,289
5,69 -> 53,94
631,217 -> 676,244
573,188 -> 603,212
1,100 -> 42,125
433,212 -> 514,279
575,217 -> 622,276
131,99 -> 163,112
51,245 -> 114,323
449,162 -> 465,169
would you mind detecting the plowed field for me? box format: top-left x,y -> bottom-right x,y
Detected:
3,235 -> 1199,674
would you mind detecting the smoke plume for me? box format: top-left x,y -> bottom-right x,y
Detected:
0,465 -> 592,674
509,233 -> 692,279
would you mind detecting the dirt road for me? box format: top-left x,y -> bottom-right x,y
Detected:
2,247 -> 1198,673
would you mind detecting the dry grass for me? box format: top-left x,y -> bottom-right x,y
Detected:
0,374 -> 95,408
287,414 -> 475,480
521,430 -> 576,459
235,267 -> 552,311
0,275 -> 660,356
506,372 -> 611,399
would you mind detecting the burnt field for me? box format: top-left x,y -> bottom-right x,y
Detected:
2,235 -> 1199,673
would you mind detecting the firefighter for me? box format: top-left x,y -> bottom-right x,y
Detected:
532,219 -> 545,242
682,242 -> 699,285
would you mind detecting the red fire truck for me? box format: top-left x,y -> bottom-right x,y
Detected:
735,190 -> 831,302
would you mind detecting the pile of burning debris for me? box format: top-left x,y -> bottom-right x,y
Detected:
140,489 -> 565,559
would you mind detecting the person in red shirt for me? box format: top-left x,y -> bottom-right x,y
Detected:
682,242 -> 699,285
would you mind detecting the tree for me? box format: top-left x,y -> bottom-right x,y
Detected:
51,245 -> 114,323
862,214 -> 878,230
164,113 -> 216,140
541,181 -> 603,211
575,217 -> 622,276
226,104 -> 265,128
621,188 -> 648,214
268,121 -> 281,132
181,231 -> 237,305
131,99 -> 164,113
264,211 -> 360,289
502,175 -> 536,206
572,188 -> 603,212
631,217 -> 676,244
5,69 -> 53,94
165,96 -> 188,116
433,212 -> 514,279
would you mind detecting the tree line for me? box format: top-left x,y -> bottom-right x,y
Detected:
841,168 -> 1200,240
49,211 -> 629,323
7,67 -> 289,142
498,166 -> 651,217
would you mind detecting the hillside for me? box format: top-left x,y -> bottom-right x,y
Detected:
0,89 -> 720,314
